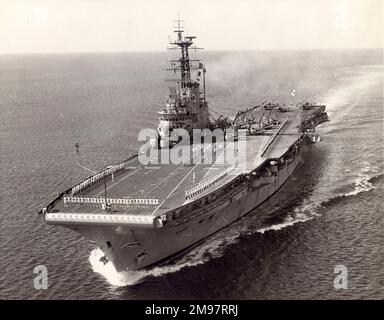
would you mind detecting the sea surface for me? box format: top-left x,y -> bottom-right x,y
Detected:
0,49 -> 383,299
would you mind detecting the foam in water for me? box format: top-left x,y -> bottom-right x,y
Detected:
257,199 -> 320,234
344,176 -> 375,197
89,160 -> 380,287
343,161 -> 379,197
89,229 -> 243,287
89,198 -> 324,287
89,248 -> 149,286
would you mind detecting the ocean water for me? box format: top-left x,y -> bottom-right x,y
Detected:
0,49 -> 382,299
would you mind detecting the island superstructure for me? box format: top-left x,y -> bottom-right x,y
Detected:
40,19 -> 329,272
158,18 -> 209,148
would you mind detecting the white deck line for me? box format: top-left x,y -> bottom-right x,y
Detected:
151,143 -> 215,215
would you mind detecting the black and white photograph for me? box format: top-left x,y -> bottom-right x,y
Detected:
0,0 -> 383,304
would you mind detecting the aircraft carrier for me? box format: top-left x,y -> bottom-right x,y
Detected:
40,19 -> 329,272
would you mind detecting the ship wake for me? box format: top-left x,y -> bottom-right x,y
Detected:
88,198 -> 323,287
89,167 -> 382,287
89,229 -> 242,287
256,199 -> 320,234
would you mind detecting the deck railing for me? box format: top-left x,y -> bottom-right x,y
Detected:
185,165 -> 235,200
64,196 -> 159,206
71,163 -> 125,196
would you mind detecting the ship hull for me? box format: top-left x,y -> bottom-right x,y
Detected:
66,147 -> 302,272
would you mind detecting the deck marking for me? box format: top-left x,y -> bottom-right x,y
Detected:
202,141 -> 230,180
144,172 -> 177,197
118,167 -> 142,182
151,199 -> 166,216
151,144 -> 215,215
166,144 -> 213,199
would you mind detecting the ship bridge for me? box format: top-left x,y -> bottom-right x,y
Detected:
157,17 -> 209,147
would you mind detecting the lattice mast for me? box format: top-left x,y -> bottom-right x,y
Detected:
167,18 -> 204,94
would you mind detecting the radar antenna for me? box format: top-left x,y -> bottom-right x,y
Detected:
167,16 -> 203,88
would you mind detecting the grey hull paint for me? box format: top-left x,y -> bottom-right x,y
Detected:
68,150 -> 302,272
